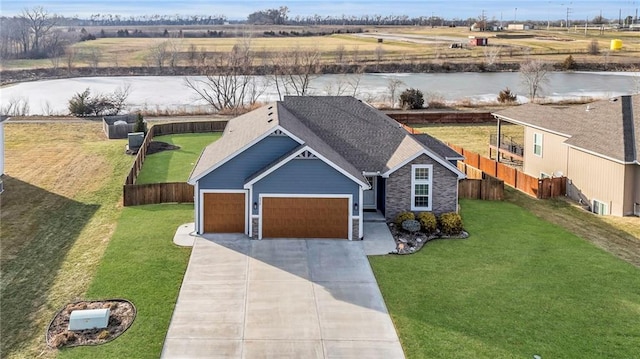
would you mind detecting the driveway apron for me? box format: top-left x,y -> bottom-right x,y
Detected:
161,236 -> 405,359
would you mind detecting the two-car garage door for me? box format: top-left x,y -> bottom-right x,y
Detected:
202,192 -> 349,239
262,197 -> 349,239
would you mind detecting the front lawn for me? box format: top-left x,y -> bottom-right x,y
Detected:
59,204 -> 192,359
136,132 -> 221,184
370,199 -> 640,359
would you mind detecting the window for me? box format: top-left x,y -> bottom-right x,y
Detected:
411,165 -> 432,211
593,199 -> 608,215
533,132 -> 543,157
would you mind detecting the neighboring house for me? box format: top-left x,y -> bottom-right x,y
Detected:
493,95 -> 640,216
188,96 -> 465,239
0,115 -> 7,194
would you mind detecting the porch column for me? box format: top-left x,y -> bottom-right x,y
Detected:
495,116 -> 502,162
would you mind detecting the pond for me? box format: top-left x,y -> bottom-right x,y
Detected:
1,71 -> 638,115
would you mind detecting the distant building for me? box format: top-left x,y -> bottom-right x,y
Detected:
507,23 -> 534,30
468,36 -> 488,46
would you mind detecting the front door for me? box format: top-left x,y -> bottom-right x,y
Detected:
363,176 -> 377,209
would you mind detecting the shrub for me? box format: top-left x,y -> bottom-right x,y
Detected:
438,212 -> 464,236
394,211 -> 415,226
561,55 -> 577,70
402,219 -> 421,232
399,88 -> 425,109
134,113 -> 146,133
497,87 -> 517,103
417,212 -> 437,234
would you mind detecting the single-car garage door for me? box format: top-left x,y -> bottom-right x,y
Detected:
203,192 -> 245,233
262,197 -> 349,239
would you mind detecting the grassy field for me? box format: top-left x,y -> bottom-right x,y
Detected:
58,204 -> 192,359
0,122 -> 132,358
136,132 -> 221,184
3,26 -> 639,70
370,198 -> 640,358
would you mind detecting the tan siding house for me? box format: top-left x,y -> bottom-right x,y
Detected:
494,95 -> 640,217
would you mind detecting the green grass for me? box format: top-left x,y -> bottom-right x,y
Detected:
370,199 -> 640,359
59,204 -> 193,359
136,132 -> 221,184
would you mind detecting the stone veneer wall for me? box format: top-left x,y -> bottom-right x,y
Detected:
385,154 -> 459,222
352,218 -> 360,240
251,218 -> 259,239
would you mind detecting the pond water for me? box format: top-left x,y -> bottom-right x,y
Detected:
1,71 -> 638,115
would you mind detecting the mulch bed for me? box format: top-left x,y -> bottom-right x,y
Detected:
388,222 -> 469,255
46,299 -> 136,349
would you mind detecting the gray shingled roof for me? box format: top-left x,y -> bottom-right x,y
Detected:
190,96 -> 463,184
412,134 -> 464,160
493,95 -> 640,163
282,96 -> 449,173
189,104 -> 280,182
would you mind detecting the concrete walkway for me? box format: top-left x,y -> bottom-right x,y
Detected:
162,234 -> 404,358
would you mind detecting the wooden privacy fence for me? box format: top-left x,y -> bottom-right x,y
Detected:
124,182 -> 194,206
449,143 -> 566,199
123,120 -> 227,206
457,162 -> 504,200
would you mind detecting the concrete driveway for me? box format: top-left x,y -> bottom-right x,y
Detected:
161,235 -> 404,358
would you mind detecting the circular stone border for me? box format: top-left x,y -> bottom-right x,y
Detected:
46,299 -> 137,349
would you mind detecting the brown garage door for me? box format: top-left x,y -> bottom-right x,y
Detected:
203,193 -> 245,233
262,197 -> 349,239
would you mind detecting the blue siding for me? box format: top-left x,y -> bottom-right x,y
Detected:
252,158 -> 360,215
198,135 -> 298,189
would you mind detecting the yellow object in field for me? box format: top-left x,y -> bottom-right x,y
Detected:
610,39 -> 623,51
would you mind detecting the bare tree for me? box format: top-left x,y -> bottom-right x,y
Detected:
20,6 -> 58,56
335,44 -> 346,64
184,38 -> 257,112
84,47 -> 102,71
187,43 -> 197,66
65,46 -> 77,73
1,97 -> 30,116
270,46 -> 320,99
346,65 -> 365,97
520,59 -> 551,101
374,45 -> 385,68
387,78 -> 405,108
147,41 -> 169,68
351,45 -> 360,64
483,46 -> 501,67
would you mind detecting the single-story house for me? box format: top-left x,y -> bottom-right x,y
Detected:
493,95 -> 639,216
188,96 -> 465,239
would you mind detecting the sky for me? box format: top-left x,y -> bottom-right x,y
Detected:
1,0 -> 638,22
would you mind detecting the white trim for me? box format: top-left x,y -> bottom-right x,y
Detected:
258,193 -> 353,240
410,164 -> 433,211
351,215 -> 361,219
592,198 -> 609,216
358,186 -> 364,239
198,189 -> 249,235
188,124 -> 303,185
244,145 -> 370,189
194,181 -> 199,233
251,214 -> 259,218
533,132 -> 543,157
382,149 -> 465,179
